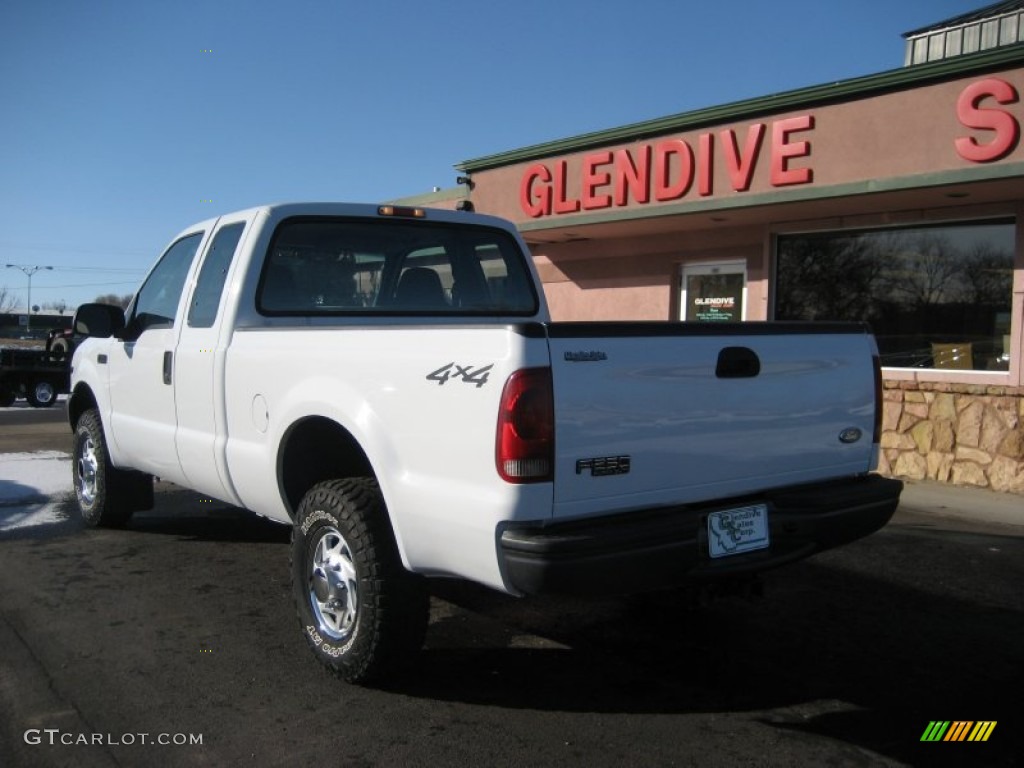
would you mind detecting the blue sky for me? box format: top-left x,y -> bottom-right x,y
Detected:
0,0 -> 989,312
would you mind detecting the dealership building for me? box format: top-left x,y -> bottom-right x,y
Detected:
407,2 -> 1024,493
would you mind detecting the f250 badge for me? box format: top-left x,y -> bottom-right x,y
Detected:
576,455 -> 631,477
426,362 -> 493,388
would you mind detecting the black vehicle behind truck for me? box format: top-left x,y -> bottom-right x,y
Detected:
0,346 -> 69,407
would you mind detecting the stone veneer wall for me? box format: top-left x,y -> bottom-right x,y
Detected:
878,380 -> 1024,493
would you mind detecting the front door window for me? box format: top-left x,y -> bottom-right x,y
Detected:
681,262 -> 746,322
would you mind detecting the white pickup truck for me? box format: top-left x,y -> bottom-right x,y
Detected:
68,202 -> 902,683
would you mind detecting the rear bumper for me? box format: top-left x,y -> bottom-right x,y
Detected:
498,474 -> 902,596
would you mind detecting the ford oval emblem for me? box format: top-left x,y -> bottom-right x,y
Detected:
838,427 -> 863,444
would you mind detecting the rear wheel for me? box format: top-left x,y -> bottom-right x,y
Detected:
27,380 -> 57,408
291,478 -> 428,684
0,387 -> 14,407
73,409 -> 153,527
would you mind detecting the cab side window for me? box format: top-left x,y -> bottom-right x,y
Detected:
130,233 -> 203,335
188,223 -> 244,328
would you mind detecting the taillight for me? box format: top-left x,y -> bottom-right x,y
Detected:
496,367 -> 554,483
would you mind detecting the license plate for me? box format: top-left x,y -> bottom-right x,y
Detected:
707,504 -> 770,559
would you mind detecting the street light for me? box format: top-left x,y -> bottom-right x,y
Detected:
5,264 -> 54,334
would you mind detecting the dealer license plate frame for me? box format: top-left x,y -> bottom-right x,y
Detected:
707,503 -> 770,559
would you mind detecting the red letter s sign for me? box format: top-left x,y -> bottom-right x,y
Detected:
955,77 -> 1020,163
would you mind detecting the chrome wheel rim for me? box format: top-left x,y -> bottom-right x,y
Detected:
35,382 -> 55,404
76,435 -> 98,505
309,525 -> 359,641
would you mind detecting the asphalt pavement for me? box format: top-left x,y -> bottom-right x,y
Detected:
0,405 -> 1021,767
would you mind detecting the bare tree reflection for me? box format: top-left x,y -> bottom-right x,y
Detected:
958,243 -> 1013,306
774,236 -> 885,322
882,233 -> 962,308
775,225 -> 1014,370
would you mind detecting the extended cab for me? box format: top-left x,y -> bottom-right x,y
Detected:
68,203 -> 902,683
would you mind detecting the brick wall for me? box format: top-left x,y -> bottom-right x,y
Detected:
879,381 -> 1024,493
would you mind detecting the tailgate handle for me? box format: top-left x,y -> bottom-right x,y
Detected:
716,346 -> 760,379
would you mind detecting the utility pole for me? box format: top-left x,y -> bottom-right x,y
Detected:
4,264 -> 54,334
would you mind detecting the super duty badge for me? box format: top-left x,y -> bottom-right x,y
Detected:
564,350 -> 607,362
576,455 -> 631,477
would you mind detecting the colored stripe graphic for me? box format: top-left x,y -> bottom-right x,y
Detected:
922,721 -> 997,742
945,721 -> 973,741
968,722 -> 997,742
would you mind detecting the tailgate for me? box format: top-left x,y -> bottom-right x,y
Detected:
548,322 -> 878,519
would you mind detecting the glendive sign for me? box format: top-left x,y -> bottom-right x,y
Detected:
520,76 -> 1021,219
519,116 -> 815,219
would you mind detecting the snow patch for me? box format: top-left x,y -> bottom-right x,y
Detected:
0,451 -> 74,532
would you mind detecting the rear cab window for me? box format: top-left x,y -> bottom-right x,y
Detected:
188,222 -> 246,328
255,217 -> 538,316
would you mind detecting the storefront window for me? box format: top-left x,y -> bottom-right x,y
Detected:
775,220 -> 1016,371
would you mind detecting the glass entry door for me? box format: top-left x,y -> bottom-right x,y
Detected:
680,261 -> 746,322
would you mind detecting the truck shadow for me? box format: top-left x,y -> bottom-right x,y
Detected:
23,489 -> 1021,765
2,490 -> 291,543
400,536 -> 1022,766
0,477 -> 49,506
127,492 -> 290,544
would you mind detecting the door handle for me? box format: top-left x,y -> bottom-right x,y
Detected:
162,351 -> 173,385
716,346 -> 760,379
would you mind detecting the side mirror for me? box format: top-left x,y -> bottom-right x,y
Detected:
73,303 -> 126,338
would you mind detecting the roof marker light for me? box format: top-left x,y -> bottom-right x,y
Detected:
378,205 -> 426,218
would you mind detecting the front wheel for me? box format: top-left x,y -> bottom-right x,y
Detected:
291,478 -> 428,684
73,409 -> 153,527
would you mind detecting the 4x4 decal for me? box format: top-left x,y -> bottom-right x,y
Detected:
426,362 -> 493,389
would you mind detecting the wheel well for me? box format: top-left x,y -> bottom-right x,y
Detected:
68,384 -> 98,431
278,417 -> 375,519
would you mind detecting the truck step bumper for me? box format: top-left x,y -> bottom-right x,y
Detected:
498,474 -> 902,596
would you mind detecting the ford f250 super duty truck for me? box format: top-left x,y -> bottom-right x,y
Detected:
68,202 -> 902,683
